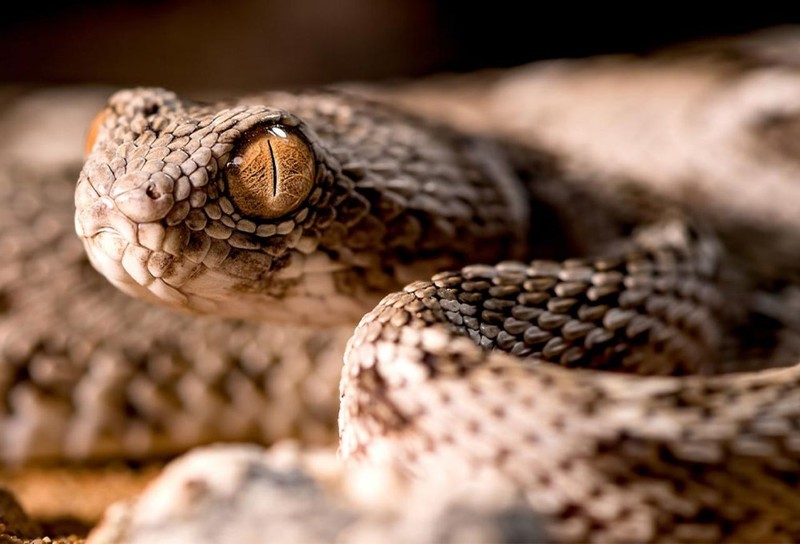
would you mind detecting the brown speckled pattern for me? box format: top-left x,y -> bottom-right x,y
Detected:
2,81 -> 793,543
69,86 -> 800,542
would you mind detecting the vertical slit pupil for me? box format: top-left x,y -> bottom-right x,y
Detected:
267,139 -> 278,197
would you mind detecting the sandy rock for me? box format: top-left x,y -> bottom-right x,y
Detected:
87,443 -> 543,544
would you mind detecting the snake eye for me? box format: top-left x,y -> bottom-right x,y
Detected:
85,109 -> 108,156
225,125 -> 315,220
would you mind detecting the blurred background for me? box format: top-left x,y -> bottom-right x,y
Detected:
2,1 -> 800,534
1,0 -> 798,92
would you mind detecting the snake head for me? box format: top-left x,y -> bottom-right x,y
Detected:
76,87 -> 386,325
76,87 -> 527,325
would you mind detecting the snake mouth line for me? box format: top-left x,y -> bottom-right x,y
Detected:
94,226 -> 125,240
81,221 -> 206,310
86,228 -> 128,262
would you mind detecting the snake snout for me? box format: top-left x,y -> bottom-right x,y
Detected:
111,172 -> 175,223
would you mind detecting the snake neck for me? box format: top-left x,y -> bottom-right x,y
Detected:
257,89 -> 539,274
277,89 -> 645,274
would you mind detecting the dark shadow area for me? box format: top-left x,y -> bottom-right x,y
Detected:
1,1 -> 799,91
433,4 -> 800,71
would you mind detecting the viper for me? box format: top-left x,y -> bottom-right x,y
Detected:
61,82 -> 800,543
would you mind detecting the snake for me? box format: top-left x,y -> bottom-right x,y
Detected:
4,72 -> 800,541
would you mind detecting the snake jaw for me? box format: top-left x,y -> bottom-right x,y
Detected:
75,172 -> 176,308
75,175 -> 364,323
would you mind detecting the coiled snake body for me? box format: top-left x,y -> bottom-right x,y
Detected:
64,84 -> 800,542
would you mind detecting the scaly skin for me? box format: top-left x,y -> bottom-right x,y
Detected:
67,86 -> 800,542
0,110 -> 350,464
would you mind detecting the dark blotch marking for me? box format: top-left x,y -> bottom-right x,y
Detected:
0,289 -> 9,314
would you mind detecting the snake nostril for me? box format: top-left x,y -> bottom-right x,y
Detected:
145,183 -> 161,200
113,173 -> 175,223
